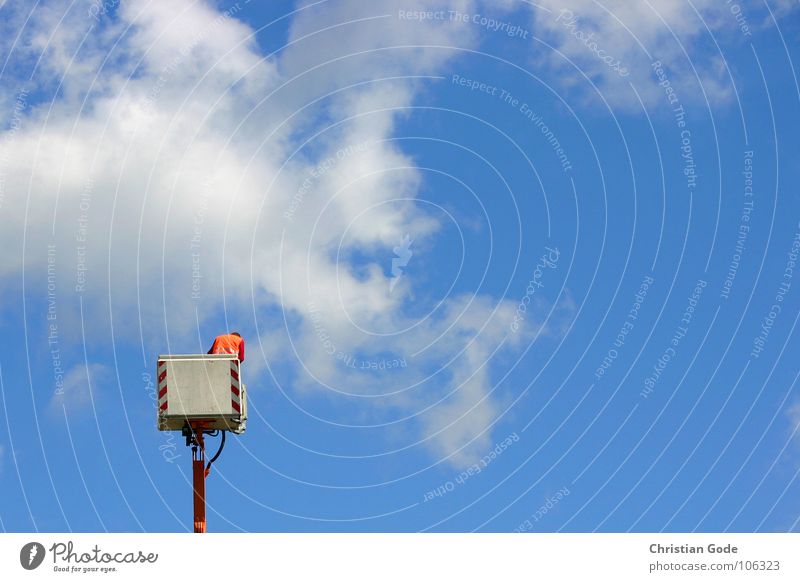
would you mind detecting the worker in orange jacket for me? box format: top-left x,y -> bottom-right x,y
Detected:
208,332 -> 245,362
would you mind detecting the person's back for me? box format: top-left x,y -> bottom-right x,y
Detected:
208,332 -> 245,362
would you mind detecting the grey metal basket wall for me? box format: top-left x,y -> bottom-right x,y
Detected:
156,354 -> 247,434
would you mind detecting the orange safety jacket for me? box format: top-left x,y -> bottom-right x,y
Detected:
208,334 -> 245,362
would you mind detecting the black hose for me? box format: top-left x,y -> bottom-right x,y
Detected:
206,430 -> 226,472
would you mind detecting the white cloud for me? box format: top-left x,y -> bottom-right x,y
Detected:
769,0 -> 800,19
49,363 -> 108,415
0,0 -> 565,466
526,0 -> 775,107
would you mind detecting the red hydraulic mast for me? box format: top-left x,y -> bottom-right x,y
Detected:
191,423 -> 208,533
187,420 -> 226,533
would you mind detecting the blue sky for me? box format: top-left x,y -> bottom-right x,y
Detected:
1,0 -> 799,532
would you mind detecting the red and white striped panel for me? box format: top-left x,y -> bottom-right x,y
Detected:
157,360 -> 168,413
230,360 -> 241,413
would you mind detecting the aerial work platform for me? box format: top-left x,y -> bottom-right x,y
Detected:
156,354 -> 247,434
156,353 -> 248,533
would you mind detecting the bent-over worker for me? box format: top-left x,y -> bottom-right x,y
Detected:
208,332 -> 245,362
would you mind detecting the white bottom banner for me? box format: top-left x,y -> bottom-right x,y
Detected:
1,534 -> 797,581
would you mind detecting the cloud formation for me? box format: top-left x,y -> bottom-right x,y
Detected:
49,363 -> 108,414
528,0 -> 763,106
0,0 -> 566,466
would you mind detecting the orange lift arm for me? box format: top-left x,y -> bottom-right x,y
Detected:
191,426 -> 207,533
187,421 -> 225,533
